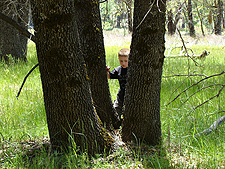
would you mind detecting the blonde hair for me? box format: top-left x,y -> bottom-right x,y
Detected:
118,48 -> 130,58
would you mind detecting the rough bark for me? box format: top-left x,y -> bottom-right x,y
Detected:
0,0 -> 28,62
214,0 -> 223,35
187,0 -> 195,37
74,0 -> 120,129
122,0 -> 165,145
30,0 -> 113,154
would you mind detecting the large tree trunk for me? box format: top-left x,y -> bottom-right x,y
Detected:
122,0 -> 165,145
187,0 -> 195,37
74,0 -> 120,129
30,0 -> 113,154
0,0 -> 28,62
214,0 -> 223,35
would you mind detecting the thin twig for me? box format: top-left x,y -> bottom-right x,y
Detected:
194,85 -> 225,110
0,132 -> 11,144
16,63 -> 39,99
163,73 -> 208,78
176,28 -> 200,67
136,0 -> 155,29
99,0 -> 108,3
0,132 -> 19,147
207,110 -> 225,116
178,84 -> 224,109
166,71 -> 225,106
0,11 -> 36,42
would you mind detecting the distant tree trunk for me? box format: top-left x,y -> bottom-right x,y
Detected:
126,0 -> 133,33
74,0 -> 120,130
167,6 -> 182,35
0,0 -> 28,62
194,1 -> 205,36
167,9 -> 176,35
214,0 -> 223,35
122,0 -> 165,145
30,0 -> 113,154
116,14 -> 121,28
187,0 -> 195,37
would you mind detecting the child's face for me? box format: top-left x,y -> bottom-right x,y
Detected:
118,56 -> 128,68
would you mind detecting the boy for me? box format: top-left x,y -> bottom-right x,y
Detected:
106,48 -> 130,120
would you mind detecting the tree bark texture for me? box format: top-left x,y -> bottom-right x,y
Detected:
122,0 -> 165,145
0,0 -> 28,62
74,0 -> 120,130
187,0 -> 195,37
30,0 -> 113,154
214,0 -> 223,35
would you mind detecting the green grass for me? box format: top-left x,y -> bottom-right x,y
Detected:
0,36 -> 225,168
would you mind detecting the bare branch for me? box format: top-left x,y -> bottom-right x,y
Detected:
194,115 -> 225,137
16,63 -> 39,99
207,110 -> 225,116
166,71 -> 225,106
194,85 -> 225,110
176,28 -> 200,66
163,72 -> 208,78
136,0 -> 155,29
99,0 -> 108,3
0,11 -> 36,43
179,84 -> 224,109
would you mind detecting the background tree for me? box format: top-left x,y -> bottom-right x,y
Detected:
187,0 -> 195,37
100,0 -> 133,32
122,0 -> 166,145
0,0 -> 29,62
214,0 -> 223,35
122,0 -> 133,32
74,0 -> 120,129
30,0 -> 113,154
167,9 -> 176,35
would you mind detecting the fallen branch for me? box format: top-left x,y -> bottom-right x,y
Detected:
16,63 -> 39,99
194,115 -> 225,137
165,49 -> 210,59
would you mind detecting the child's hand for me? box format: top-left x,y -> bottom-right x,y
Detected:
106,65 -> 111,72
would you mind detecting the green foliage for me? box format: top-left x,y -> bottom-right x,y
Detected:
0,36 -> 225,168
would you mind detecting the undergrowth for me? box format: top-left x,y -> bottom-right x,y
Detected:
0,35 -> 225,168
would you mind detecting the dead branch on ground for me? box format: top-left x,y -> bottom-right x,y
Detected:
195,115 -> 225,137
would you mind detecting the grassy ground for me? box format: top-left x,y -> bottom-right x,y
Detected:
0,33 -> 225,168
